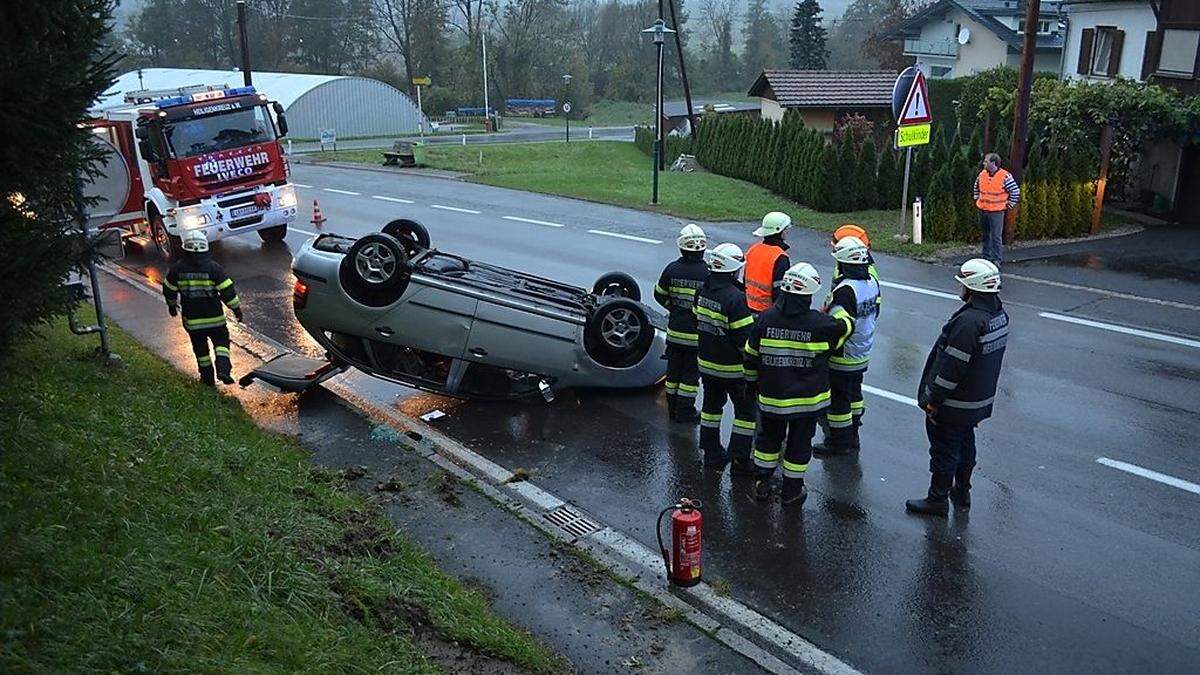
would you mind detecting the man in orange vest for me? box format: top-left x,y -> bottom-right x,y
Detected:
744,211 -> 792,313
974,153 -> 1021,265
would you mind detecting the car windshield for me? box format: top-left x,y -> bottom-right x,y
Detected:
164,106 -> 275,158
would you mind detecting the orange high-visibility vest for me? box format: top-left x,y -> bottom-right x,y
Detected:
976,168 -> 1013,212
744,242 -> 786,312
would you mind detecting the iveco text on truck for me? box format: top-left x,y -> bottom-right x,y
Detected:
89,84 -> 298,261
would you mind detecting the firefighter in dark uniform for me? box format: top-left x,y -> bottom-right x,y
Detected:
907,259 -> 1009,516
744,262 -> 854,505
654,224 -> 710,423
162,230 -> 243,386
814,236 -> 880,455
694,242 -> 757,473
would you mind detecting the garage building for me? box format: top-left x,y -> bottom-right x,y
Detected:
95,68 -> 427,139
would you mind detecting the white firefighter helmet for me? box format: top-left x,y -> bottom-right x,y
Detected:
780,262 -> 822,296
752,211 -> 792,237
181,229 -> 209,253
677,223 -> 707,251
832,235 -> 870,265
956,258 -> 1001,293
704,242 -> 745,272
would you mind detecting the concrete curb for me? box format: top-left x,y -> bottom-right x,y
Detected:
101,261 -> 863,675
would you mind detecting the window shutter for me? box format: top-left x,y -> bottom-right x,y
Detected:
1107,30 -> 1125,77
1078,28 -> 1095,75
1142,30 -> 1161,80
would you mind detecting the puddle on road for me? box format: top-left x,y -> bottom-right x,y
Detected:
1024,252 -> 1200,283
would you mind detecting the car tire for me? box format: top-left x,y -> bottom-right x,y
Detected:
151,212 -> 182,263
584,298 -> 654,368
382,219 -> 430,258
592,271 -> 641,302
339,233 -> 410,307
258,224 -> 288,243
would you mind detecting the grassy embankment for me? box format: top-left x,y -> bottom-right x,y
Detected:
0,317 -> 562,673
323,141 -> 953,256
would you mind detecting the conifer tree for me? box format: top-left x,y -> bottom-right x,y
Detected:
790,0 -> 828,70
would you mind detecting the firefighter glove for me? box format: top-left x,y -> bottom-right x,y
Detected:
233,307 -> 244,323
167,304 -> 178,317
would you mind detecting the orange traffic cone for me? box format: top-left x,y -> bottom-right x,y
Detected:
311,199 -> 326,228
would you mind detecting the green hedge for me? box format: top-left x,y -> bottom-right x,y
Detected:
634,125 -> 695,165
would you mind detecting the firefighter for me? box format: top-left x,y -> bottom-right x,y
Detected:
906,259 -> 1009,516
744,211 -> 792,313
745,263 -> 854,505
814,236 -> 880,456
162,230 -> 243,386
830,223 -> 880,283
694,243 -> 757,473
654,224 -> 710,423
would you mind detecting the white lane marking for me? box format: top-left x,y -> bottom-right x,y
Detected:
292,182 -> 313,188
372,195 -> 414,204
1006,272 -> 1200,312
290,227 -> 320,237
586,229 -> 663,244
879,280 -> 959,301
431,204 -> 481,214
1039,312 -> 1200,349
503,215 -> 564,228
323,188 -> 360,196
1096,458 -> 1200,496
863,384 -> 918,408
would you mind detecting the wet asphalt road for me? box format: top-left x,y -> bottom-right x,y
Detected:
118,162 -> 1200,673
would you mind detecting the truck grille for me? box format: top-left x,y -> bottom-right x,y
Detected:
217,193 -> 257,209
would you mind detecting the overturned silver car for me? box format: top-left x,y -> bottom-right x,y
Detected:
265,219 -> 666,400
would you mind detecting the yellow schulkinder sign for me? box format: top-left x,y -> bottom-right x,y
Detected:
895,123 -> 932,148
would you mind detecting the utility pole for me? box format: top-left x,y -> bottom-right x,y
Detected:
1004,0 -> 1040,245
481,31 -> 491,132
666,0 -> 697,139
642,19 -> 674,204
237,0 -> 252,87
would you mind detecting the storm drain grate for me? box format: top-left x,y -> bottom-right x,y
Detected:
542,504 -> 602,539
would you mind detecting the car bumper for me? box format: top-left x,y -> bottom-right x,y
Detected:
171,183 -> 298,242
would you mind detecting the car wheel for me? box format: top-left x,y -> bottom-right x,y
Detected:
258,224 -> 288,243
151,213 -> 182,263
339,233 -> 410,307
382,218 -> 430,258
592,271 -> 641,302
584,298 -> 653,368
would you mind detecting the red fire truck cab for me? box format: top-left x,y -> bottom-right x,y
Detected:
89,84 -> 298,261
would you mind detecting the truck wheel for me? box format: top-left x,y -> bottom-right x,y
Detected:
151,213 -> 182,263
584,298 -> 653,368
381,219 -> 430,258
259,224 -> 288,243
592,271 -> 641,302
338,233 -> 410,307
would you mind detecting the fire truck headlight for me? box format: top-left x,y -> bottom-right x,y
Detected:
180,211 -> 210,230
278,186 -> 297,209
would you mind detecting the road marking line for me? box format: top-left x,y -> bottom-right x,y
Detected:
1096,458 -> 1200,496
503,215 -> 564,228
879,280 -> 959,301
292,182 -> 313,188
1006,273 -> 1200,312
586,229 -> 663,244
323,188 -> 360,195
290,227 -> 320,237
1039,312 -> 1200,349
372,195 -> 414,204
863,384 -> 918,408
431,204 -> 482,214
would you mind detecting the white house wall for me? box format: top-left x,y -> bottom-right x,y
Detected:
1062,1 -> 1157,82
912,9 -> 1012,78
759,97 -> 785,123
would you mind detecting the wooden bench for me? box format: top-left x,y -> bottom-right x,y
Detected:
382,140 -> 414,167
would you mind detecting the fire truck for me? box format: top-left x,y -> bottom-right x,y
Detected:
88,84 -> 298,261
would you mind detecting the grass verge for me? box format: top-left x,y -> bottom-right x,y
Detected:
0,316 -> 562,673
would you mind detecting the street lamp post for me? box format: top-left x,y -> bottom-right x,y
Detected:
642,18 -> 674,205
562,74 -> 572,143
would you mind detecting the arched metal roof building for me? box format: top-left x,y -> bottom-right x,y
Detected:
95,68 -> 427,139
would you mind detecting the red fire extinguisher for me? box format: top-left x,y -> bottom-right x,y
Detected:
656,498 -> 703,587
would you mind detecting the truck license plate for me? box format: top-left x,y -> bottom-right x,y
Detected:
231,205 -> 259,219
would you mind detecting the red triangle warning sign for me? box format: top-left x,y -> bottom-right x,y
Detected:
898,71 -> 932,125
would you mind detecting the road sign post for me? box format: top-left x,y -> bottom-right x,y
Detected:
413,76 -> 431,139
563,101 -> 572,143
893,67 -> 933,233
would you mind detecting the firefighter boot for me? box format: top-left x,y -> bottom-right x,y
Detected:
666,393 -> 678,421
674,398 -> 700,424
905,473 -> 953,516
729,457 -> 757,477
754,478 -> 774,502
813,427 -> 852,457
951,468 -> 972,509
781,477 -> 808,506
847,425 -> 862,452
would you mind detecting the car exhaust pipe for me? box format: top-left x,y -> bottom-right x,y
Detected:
539,380 -> 555,403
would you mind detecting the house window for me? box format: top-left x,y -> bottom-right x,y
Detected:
1089,27 -> 1123,77
930,65 -> 953,78
1018,19 -> 1051,35
1157,29 -> 1200,77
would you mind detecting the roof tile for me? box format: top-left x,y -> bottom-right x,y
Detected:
750,70 -> 899,108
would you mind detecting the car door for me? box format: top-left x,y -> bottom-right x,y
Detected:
465,298 -> 580,375
370,279 -> 478,359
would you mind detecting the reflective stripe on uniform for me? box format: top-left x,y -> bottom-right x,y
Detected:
943,396 -> 994,409
782,459 -> 808,478
177,279 -> 215,288
664,381 -> 679,392
695,305 -> 728,325
728,315 -> 754,330
731,418 -> 756,436
163,280 -> 178,291
677,383 -> 699,398
669,286 -> 697,297
753,448 -> 780,468
667,328 -> 698,345
743,368 -> 758,382
216,278 -> 235,291
827,411 -> 853,428
758,390 -> 831,415
700,411 -> 723,428
760,337 -> 828,356
183,315 -> 227,330
698,358 -> 743,378
226,295 -> 241,309
829,357 -> 868,372
214,346 -> 230,357
933,376 -> 957,389
850,400 -> 865,415
945,346 -> 972,362
196,355 -> 212,366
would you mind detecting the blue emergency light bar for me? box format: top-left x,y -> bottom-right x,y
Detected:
155,86 -> 258,109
